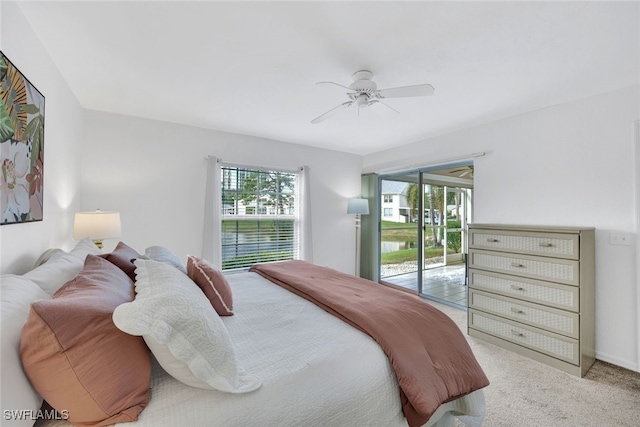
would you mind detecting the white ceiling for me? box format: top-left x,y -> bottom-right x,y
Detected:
16,1 -> 640,156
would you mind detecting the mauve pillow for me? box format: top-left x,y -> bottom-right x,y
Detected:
20,255 -> 151,427
187,255 -> 234,316
103,241 -> 141,280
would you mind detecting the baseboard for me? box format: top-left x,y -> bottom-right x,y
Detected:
595,351 -> 639,373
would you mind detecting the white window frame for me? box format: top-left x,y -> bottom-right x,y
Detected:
220,164 -> 299,270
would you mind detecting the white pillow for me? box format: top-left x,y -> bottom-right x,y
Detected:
1,275 -> 51,426
141,246 -> 187,273
113,259 -> 261,393
68,237 -> 102,260
23,251 -> 84,296
33,248 -> 64,268
24,238 -> 102,296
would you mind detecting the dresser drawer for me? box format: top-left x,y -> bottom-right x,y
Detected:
469,249 -> 579,286
469,229 -> 579,260
469,289 -> 579,338
469,310 -> 579,365
469,269 -> 579,312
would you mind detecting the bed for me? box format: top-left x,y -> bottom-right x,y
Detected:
1,239 -> 488,427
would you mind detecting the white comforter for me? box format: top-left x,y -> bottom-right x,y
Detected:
40,272 -> 484,427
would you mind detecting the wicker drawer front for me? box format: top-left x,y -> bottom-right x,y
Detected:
469,229 -> 579,260
469,270 -> 579,312
469,290 -> 579,338
469,310 -> 579,365
469,249 -> 579,286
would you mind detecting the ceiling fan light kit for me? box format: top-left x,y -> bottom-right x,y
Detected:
311,70 -> 434,124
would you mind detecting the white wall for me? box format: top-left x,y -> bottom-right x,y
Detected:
0,2 -> 84,274
81,110 -> 363,274
364,85 -> 640,371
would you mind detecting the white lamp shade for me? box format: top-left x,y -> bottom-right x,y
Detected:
73,210 -> 122,240
347,198 -> 369,215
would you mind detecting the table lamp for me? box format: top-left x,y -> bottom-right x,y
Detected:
73,209 -> 122,249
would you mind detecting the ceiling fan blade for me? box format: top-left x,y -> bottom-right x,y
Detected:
370,99 -> 400,114
311,101 -> 352,124
377,83 -> 435,98
315,81 -> 354,91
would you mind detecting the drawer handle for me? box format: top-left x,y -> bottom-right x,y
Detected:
539,242 -> 555,248
510,262 -> 525,268
486,238 -> 499,243
511,330 -> 526,338
510,285 -> 525,291
510,307 -> 525,314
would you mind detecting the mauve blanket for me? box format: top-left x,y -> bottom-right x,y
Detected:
249,260 -> 489,427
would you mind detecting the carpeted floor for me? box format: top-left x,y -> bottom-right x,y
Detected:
428,300 -> 640,427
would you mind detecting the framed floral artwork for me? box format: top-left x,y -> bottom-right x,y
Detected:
1,51 -> 45,225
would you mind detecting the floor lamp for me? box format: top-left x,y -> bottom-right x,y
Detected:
347,198 -> 369,277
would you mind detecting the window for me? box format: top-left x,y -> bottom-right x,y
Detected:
383,208 -> 393,217
220,166 -> 297,270
384,194 -> 393,203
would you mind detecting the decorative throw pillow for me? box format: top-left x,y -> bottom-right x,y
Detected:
113,258 -> 260,393
186,255 -> 234,316
102,241 -> 141,280
1,275 -> 50,427
141,245 -> 187,273
20,255 -> 151,427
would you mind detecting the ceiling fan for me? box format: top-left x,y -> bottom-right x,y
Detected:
311,70 -> 434,124
450,166 -> 474,178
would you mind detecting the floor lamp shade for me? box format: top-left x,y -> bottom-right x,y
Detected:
347,198 -> 369,215
73,210 -> 122,248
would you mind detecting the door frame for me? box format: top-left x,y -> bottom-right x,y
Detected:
377,161 -> 474,295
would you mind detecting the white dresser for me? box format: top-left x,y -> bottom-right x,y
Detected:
467,224 -> 595,377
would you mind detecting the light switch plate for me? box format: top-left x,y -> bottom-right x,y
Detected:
609,231 -> 632,246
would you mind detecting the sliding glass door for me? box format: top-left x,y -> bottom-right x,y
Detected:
379,176 -> 420,292
422,183 -> 472,270
378,164 -> 473,305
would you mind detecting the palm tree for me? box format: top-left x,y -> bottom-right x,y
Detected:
406,183 -> 419,221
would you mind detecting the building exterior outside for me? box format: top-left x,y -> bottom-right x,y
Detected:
380,181 -> 411,223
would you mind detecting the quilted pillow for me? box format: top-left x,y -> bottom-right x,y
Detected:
187,255 -> 234,316
20,255 -> 151,427
102,241 -> 141,280
113,258 -> 260,393
141,245 -> 187,273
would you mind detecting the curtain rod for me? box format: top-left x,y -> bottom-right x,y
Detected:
204,155 -> 301,174
363,152 -> 487,175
